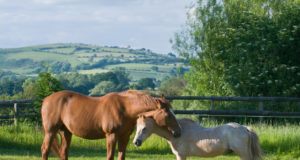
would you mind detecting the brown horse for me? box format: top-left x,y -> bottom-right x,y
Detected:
41,90 -> 181,160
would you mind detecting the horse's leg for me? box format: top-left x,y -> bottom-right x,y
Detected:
232,147 -> 251,160
117,134 -> 130,160
176,154 -> 186,160
41,131 -> 56,160
235,150 -> 253,160
106,133 -> 117,160
58,128 -> 72,160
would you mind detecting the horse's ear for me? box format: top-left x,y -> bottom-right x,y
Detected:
161,94 -> 165,101
156,99 -> 162,109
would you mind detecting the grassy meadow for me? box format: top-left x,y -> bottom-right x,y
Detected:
0,43 -> 189,81
0,121 -> 299,160
78,63 -> 182,81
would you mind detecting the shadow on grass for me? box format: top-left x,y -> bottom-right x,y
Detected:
0,137 -> 172,158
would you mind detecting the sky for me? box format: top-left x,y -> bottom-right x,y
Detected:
0,0 -> 194,54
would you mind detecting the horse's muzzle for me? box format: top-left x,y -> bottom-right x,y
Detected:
134,139 -> 142,147
172,130 -> 181,138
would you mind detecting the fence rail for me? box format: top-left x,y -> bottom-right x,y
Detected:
1,96 -> 300,125
165,96 -> 300,102
173,110 -> 300,117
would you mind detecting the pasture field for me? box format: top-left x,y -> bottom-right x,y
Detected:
4,51 -> 81,66
0,43 -> 187,79
0,122 -> 299,160
78,63 -> 185,81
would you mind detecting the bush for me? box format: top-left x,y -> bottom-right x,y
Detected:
33,70 -> 63,123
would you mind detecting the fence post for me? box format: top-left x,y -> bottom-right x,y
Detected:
210,100 -> 215,120
14,103 -> 18,126
259,101 -> 263,124
211,100 -> 215,111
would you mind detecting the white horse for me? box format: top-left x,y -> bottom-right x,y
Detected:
133,115 -> 263,160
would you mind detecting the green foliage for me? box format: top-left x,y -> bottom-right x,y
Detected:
57,72 -> 91,95
158,77 -> 187,96
89,70 -> 130,92
22,79 -> 36,99
0,93 -> 24,101
89,81 -> 116,96
173,0 -> 300,97
34,71 -> 63,102
57,70 -> 130,95
136,78 -> 156,90
150,66 -> 159,71
33,69 -> 63,122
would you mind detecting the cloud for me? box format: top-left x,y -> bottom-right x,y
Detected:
0,0 -> 194,53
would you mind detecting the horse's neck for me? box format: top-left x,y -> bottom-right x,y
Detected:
152,123 -> 175,142
128,99 -> 157,116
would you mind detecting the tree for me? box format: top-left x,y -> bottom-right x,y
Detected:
22,79 -> 36,99
151,66 -> 159,72
89,71 -> 130,92
57,72 -> 91,95
89,81 -> 116,96
176,66 -> 186,77
0,79 -> 26,96
173,0 -> 300,97
159,77 -> 187,96
33,70 -> 63,122
136,78 -> 156,90
168,52 -> 176,57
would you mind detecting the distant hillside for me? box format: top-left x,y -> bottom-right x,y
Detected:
0,43 -> 189,81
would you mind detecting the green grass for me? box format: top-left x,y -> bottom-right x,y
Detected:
1,121 -> 300,160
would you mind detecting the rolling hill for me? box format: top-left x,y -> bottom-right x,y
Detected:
0,43 -> 189,81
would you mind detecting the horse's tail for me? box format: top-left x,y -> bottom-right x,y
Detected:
41,125 -> 61,158
246,127 -> 263,160
51,134 -> 61,158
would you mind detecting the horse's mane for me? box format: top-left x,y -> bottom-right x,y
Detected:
177,118 -> 203,129
119,90 -> 157,109
179,118 -> 197,124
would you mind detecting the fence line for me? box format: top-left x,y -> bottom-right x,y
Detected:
165,95 -> 300,123
173,110 -> 300,117
1,96 -> 300,125
164,96 -> 300,102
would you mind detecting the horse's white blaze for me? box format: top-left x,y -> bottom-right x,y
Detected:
133,123 -> 147,145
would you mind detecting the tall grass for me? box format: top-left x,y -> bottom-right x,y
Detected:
0,121 -> 299,159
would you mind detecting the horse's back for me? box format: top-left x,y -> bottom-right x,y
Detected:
41,90 -> 137,139
223,122 -> 249,135
217,123 -> 250,152
41,91 -> 105,138
41,91 -> 78,119
42,90 -> 97,116
175,119 -> 230,157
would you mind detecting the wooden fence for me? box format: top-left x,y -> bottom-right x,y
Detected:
1,96 -> 300,125
0,99 -> 34,125
166,96 -> 300,116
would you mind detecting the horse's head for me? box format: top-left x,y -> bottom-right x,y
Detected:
133,94 -> 181,147
133,115 -> 155,147
152,94 -> 181,138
